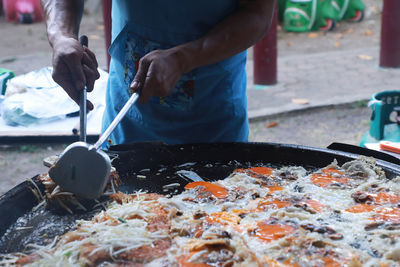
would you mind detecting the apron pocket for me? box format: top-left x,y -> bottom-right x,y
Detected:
124,32 -> 195,111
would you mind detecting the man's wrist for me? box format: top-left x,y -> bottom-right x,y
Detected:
171,41 -> 203,74
48,32 -> 77,48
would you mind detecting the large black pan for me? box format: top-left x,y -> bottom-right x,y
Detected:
1,142 -> 400,253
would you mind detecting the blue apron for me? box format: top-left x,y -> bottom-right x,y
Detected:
102,0 -> 249,148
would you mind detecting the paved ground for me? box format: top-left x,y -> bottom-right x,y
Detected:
247,47 -> 400,119
1,0 -> 399,194
249,102 -> 370,146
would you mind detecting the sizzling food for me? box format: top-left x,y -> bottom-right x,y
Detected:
1,157 -> 400,266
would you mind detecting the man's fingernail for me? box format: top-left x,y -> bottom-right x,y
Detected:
130,81 -> 138,89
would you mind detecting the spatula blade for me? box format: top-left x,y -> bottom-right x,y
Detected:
48,142 -> 111,199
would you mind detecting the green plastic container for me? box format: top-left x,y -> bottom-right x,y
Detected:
332,0 -> 365,21
283,0 -> 338,32
360,91 -> 400,147
0,68 -> 15,95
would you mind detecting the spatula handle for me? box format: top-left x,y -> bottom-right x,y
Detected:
94,92 -> 139,150
79,87 -> 87,142
79,35 -> 88,142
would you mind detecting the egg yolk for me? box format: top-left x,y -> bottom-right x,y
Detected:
345,192 -> 399,214
311,168 -> 349,188
266,185 -> 284,192
235,167 -> 274,176
205,212 -> 241,226
185,181 -> 228,199
256,196 -> 291,211
254,221 -> 296,242
249,167 -> 274,176
345,204 -> 376,213
371,192 -> 399,204
372,207 -> 400,223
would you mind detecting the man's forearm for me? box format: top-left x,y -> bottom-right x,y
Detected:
41,0 -> 99,108
41,0 -> 84,46
176,0 -> 276,73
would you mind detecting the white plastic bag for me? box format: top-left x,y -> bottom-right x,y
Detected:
0,67 -> 107,126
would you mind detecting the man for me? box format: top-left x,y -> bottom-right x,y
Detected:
41,0 -> 276,147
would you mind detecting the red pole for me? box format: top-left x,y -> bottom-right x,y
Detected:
253,2 -> 278,86
379,0 -> 400,68
102,0 -> 112,72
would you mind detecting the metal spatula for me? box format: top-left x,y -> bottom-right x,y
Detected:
49,36 -> 140,199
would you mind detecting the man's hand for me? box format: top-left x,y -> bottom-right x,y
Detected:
130,48 -> 187,103
51,35 -> 100,110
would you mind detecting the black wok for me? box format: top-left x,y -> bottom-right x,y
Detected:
1,142 -> 399,253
